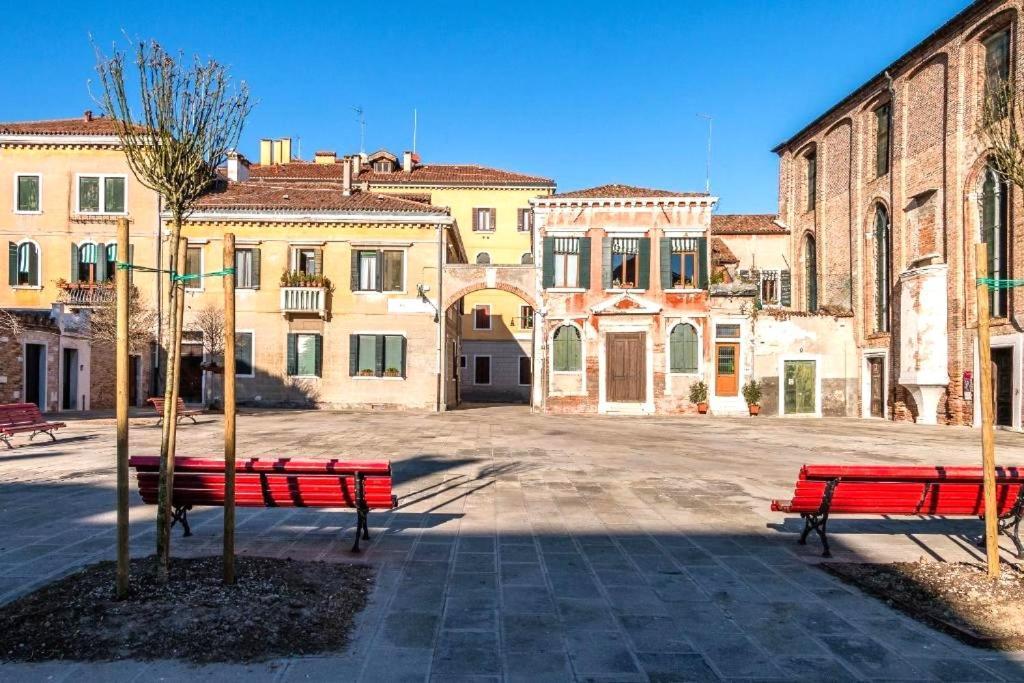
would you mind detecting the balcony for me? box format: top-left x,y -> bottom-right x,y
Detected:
280,286 -> 328,318
56,281 -> 115,307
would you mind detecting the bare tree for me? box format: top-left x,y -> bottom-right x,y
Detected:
0,310 -> 23,339
190,304 -> 225,363
89,288 -> 157,355
94,39 -> 252,581
978,78 -> 1024,188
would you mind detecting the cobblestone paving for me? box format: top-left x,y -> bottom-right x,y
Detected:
2,407 -> 1024,681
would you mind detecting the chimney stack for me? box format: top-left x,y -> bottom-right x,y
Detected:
314,150 -> 337,165
279,138 -> 292,164
351,154 -> 362,177
226,151 -> 250,182
83,110 -> 93,123
259,139 -> 273,165
403,151 -> 413,173
342,156 -> 352,197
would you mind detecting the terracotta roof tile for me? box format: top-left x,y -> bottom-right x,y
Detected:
249,162 -> 554,187
711,237 -> 739,265
711,214 -> 788,235
193,181 -> 448,215
547,184 -> 707,199
0,115 -> 136,136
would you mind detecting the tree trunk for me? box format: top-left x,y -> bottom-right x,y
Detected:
223,233 -> 237,584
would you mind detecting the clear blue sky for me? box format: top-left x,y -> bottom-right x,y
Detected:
1,0 -> 969,214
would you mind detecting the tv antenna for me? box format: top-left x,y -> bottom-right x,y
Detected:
412,108 -> 418,154
697,113 -> 713,194
353,106 -> 366,154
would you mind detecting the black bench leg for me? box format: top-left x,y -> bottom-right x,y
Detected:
351,508 -> 370,553
28,431 -> 38,441
799,514 -> 813,545
171,505 -> 193,537
797,479 -> 838,558
189,415 -> 198,424
1,435 -> 11,449
47,430 -> 56,442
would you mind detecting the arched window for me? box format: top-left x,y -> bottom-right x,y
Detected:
476,252 -> 491,265
105,244 -> 117,282
804,234 -> 817,312
981,164 -> 1009,317
669,323 -> 698,374
552,325 -> 582,372
874,205 -> 891,332
521,252 -> 534,265
12,241 -> 40,287
77,242 -> 99,283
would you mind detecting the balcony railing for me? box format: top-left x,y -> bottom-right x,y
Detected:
56,281 -> 115,307
280,286 -> 328,318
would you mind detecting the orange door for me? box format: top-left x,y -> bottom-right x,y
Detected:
715,343 -> 739,396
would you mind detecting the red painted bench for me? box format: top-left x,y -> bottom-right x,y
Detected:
147,397 -> 203,426
771,465 -> 1024,557
128,456 -> 397,551
0,402 -> 65,448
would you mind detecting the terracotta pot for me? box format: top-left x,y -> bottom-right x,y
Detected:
697,402 -> 709,414
748,404 -> 760,416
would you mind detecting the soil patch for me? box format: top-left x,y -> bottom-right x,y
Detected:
823,560 -> 1024,649
0,556 -> 374,663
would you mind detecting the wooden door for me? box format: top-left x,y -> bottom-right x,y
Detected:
784,360 -> 817,414
607,332 -> 645,402
868,357 -> 884,418
715,343 -> 739,396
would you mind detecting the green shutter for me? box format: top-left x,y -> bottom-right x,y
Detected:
638,238 -> 651,290
542,237 -> 555,288
350,250 -> 359,290
128,245 -> 135,285
314,335 -> 323,377
578,237 -> 592,289
8,243 -> 17,286
401,336 -> 407,378
251,248 -> 261,289
70,243 -> 80,281
374,334 -> 385,377
313,248 -> 323,276
96,243 -> 107,282
602,237 -> 612,289
669,325 -> 684,373
660,238 -> 672,290
697,237 -> 708,289
28,243 -> 38,286
375,250 -> 384,292
286,334 -> 298,376
780,269 -> 792,307
349,335 -> 359,376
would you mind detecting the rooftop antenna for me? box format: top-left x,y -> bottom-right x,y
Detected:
697,113 -> 713,194
412,108 -> 418,154
353,106 -> 366,155
296,136 -> 302,161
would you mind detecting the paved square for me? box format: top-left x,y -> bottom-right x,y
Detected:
2,407 -> 1024,681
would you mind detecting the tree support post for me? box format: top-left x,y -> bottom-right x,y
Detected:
223,233 -> 237,584
115,217 -> 131,598
976,243 -> 1001,579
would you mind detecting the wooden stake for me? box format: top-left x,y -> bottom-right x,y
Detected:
223,234 -> 237,584
976,242 -> 1001,579
115,217 -> 130,599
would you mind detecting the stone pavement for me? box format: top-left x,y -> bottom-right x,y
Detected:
2,407 -> 1024,681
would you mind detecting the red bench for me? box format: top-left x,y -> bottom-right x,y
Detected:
147,397 -> 203,426
771,465 -> 1024,557
0,402 -> 65,449
128,456 -> 397,551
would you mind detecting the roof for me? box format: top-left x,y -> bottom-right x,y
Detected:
711,238 -> 739,265
772,0 -> 995,153
547,184 -> 707,199
0,115 -> 132,136
248,161 -> 554,187
711,214 -> 788,235
193,181 -> 449,215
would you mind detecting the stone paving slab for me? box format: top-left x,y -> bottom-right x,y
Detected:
1,408 -> 1024,681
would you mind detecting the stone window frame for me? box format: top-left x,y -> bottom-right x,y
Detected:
550,322 -> 584,374
13,173 -> 42,214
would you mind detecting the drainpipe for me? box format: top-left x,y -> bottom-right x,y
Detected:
436,222 -> 444,412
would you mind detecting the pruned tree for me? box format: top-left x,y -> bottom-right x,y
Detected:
0,310 -> 23,339
978,77 -> 1023,188
94,39 -> 252,582
190,304 -> 225,363
89,287 -> 157,355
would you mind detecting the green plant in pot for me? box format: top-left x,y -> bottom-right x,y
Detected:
743,379 -> 762,416
689,380 -> 709,414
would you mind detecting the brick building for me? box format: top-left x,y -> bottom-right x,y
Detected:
774,0 -> 1022,426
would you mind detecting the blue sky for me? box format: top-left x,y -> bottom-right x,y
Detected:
0,0 -> 969,213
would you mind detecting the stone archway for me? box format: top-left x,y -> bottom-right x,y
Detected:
442,264 -> 539,310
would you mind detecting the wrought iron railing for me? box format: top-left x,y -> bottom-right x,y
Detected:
56,282 -> 115,306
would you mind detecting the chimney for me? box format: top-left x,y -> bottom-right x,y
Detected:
259,139 -> 274,165
226,151 -> 250,182
279,138 -> 292,164
351,154 -> 362,176
82,110 -> 93,123
403,151 -> 413,173
342,156 -> 352,197
314,150 -> 337,165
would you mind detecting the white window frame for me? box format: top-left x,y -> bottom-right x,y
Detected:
235,329 -> 256,378
354,248 -> 407,294
13,173 -> 42,215
777,354 -> 823,418
473,304 -> 492,331
474,208 -> 495,232
860,348 -> 888,420
473,354 -> 492,386
289,332 -> 321,379
350,331 -> 408,381
13,238 -> 42,289
74,173 -> 128,215
291,246 -> 318,274
184,244 -> 205,291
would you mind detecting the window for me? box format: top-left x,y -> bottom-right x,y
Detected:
236,332 -> 254,376
476,252 -> 491,265
874,206 -> 892,331
9,241 -> 39,287
77,175 -> 125,214
383,250 -> 403,291
669,324 -> 699,374
350,333 -> 407,378
519,356 -> 532,385
351,249 -> 403,292
373,160 -> 392,173
554,237 -> 580,288
235,248 -> 260,289
875,103 -> 890,177
76,242 -> 98,283
715,324 -> 741,339
294,247 -> 319,275
473,304 -> 491,330
552,325 -> 582,372
474,356 -> 491,385
459,355 -> 467,368
521,252 -> 534,265
517,208 -> 532,232
519,305 -> 534,330
804,235 -> 818,311
15,174 -> 40,213
473,208 -> 495,232
611,238 -> 640,288
981,165 -> 1009,317
184,245 -> 203,289
669,238 -> 699,289
105,244 -> 117,282
759,270 -> 780,305
287,333 -> 322,377
805,151 -> 817,211
984,30 -> 1011,120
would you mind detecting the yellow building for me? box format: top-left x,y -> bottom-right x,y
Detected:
0,113 -> 162,411
179,154 -> 464,410
249,145 -> 554,403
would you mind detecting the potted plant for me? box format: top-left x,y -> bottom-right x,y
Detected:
358,368 -> 375,377
689,380 -> 709,414
384,367 -> 402,378
743,379 -> 762,416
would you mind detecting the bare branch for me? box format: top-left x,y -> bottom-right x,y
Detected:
978,77 -> 1024,189
0,310 -> 23,339
88,287 -> 157,355
189,304 -> 225,361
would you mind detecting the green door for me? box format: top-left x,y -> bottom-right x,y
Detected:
783,360 -> 816,414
